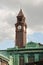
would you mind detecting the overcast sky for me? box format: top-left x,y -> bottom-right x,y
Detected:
0,0 -> 43,49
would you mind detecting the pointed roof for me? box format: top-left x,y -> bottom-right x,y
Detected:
17,9 -> 24,17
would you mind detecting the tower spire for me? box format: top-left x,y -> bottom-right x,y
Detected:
17,9 -> 24,17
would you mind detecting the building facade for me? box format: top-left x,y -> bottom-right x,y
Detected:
0,9 -> 43,65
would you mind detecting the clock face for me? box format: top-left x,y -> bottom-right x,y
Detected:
18,25 -> 22,29
24,26 -> 25,31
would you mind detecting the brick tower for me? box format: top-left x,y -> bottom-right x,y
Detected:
15,9 -> 27,48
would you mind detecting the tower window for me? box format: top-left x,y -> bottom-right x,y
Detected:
17,16 -> 22,21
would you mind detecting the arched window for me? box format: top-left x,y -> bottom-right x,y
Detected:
0,58 -> 8,65
0,58 -> 1,65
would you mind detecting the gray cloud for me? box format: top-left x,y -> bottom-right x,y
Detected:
0,0 -> 43,41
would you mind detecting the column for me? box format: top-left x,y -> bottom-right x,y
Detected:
14,54 -> 19,65
24,54 -> 28,63
34,54 -> 39,62
9,55 -> 13,65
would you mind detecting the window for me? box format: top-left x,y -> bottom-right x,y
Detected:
28,54 -> 34,62
19,55 -> 24,65
39,53 -> 43,61
0,58 -> 8,65
0,58 -> 2,65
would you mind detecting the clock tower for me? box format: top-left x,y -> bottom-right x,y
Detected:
15,9 -> 27,48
